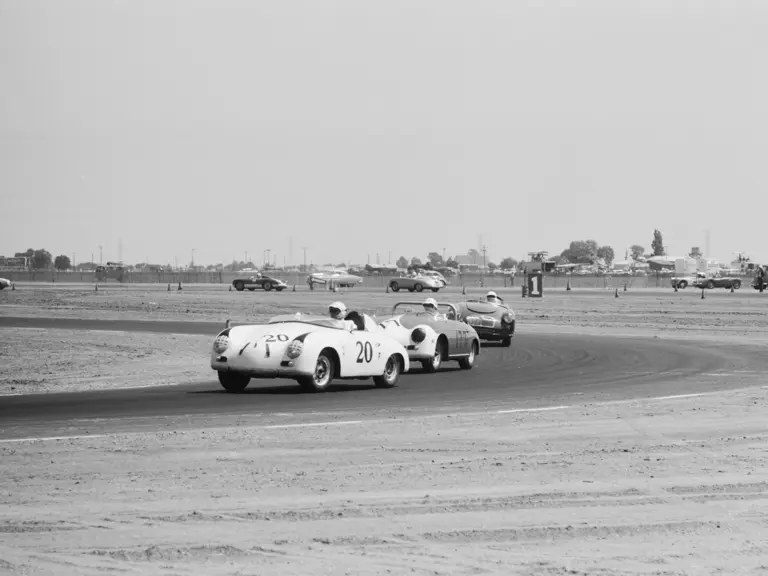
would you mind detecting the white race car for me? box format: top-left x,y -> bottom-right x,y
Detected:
210,311 -> 409,393
376,302 -> 481,372
0,278 -> 11,290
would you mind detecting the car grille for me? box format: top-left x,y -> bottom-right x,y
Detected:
466,316 -> 497,328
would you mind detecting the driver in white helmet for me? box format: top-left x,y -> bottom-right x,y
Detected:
422,297 -> 447,320
486,290 -> 500,304
329,301 -> 357,330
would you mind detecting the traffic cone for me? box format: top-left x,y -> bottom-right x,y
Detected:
566,279 -> 571,291
95,284 -> 98,292
225,319 -> 230,329
11,283 -> 15,291
386,283 -> 390,293
292,284 -> 296,292
730,284 -> 734,293
674,284 -> 678,292
229,284 -> 232,291
177,281 -> 182,291
623,282 -> 627,292
167,283 -> 171,291
701,289 -> 705,299
462,285 -> 466,295
614,288 -> 619,298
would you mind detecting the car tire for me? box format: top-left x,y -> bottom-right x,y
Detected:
678,281 -> 687,289
263,281 -> 273,291
390,281 -> 400,292
431,288 -> 439,292
414,283 -> 424,292
421,339 -> 444,373
297,351 -> 335,392
248,288 -> 255,291
218,371 -> 251,393
458,341 -> 477,370
733,280 -> 741,290
707,280 -> 715,289
233,281 -> 245,291
374,354 -> 401,388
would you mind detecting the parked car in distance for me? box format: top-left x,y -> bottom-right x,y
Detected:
232,274 -> 288,292
388,274 -> 443,293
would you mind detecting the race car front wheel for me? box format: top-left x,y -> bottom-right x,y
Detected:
298,351 -> 335,392
458,342 -> 477,370
218,371 -> 251,393
374,354 -> 401,388
421,339 -> 445,373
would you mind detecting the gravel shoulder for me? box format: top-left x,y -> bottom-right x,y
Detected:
1,386 -> 766,575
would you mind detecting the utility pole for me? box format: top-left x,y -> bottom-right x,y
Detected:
301,247 -> 308,271
481,245 -> 488,284
98,245 -> 103,264
191,248 -> 195,269
388,250 -> 391,264
72,253 -> 75,270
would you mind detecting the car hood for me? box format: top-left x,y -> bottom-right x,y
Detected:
461,301 -> 505,315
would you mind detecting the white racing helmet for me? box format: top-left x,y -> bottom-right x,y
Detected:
486,290 -> 498,303
423,297 -> 438,312
329,301 -> 347,319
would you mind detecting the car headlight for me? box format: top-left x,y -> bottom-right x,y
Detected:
213,335 -> 230,354
502,313 -> 514,324
286,339 -> 304,359
411,327 -> 426,343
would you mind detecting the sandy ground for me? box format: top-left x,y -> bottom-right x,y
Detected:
0,328 -> 210,395
1,386 -> 767,575
2,284 -> 767,574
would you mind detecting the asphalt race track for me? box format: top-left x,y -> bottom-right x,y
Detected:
1,315 -> 765,440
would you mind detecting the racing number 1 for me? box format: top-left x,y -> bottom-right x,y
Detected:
356,341 -> 373,363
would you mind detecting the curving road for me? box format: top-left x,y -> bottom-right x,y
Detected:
0,316 -> 765,440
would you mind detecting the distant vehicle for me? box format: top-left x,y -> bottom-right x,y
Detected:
454,296 -> 516,347
420,270 -> 448,286
377,301 -> 480,372
210,312 -> 409,393
753,276 -> 768,291
388,274 -> 443,293
693,275 -> 742,290
671,272 -> 705,289
232,274 -> 288,292
307,269 -> 363,288
0,278 -> 11,290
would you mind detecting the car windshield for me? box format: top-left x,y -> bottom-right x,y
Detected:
268,317 -> 348,330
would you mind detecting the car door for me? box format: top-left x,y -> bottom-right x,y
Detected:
340,330 -> 385,377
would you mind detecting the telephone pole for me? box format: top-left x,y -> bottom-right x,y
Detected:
98,245 -> 103,264
481,245 -> 488,285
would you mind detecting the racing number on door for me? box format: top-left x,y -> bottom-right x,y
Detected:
356,341 -> 373,363
265,334 -> 289,343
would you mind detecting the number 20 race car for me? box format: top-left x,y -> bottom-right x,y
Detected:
210,312 -> 409,393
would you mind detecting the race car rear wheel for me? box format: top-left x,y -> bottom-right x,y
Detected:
263,281 -> 273,291
218,371 -> 251,393
431,288 -> 439,292
732,280 -> 741,290
678,281 -> 688,289
233,281 -> 245,291
458,341 -> 477,370
414,283 -> 424,292
374,354 -> 401,388
707,280 -> 715,289
390,281 -> 400,292
421,339 -> 445,373
298,351 -> 335,392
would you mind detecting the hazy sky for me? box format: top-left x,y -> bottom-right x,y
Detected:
2,1 -> 767,267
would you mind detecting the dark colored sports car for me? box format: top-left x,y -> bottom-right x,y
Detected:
232,274 -> 288,292
692,275 -> 742,290
453,297 -> 516,347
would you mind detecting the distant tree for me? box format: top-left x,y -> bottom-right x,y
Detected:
499,257 -> 518,269
560,240 -> 598,264
467,249 -> 480,263
689,247 -> 702,258
396,256 -> 408,268
54,255 -> 71,270
445,258 -> 459,268
422,261 -> 434,270
16,248 -> 53,269
427,252 -> 443,267
630,245 -> 645,260
596,246 -> 615,266
487,261 -> 498,271
651,229 -> 665,256
410,257 -> 422,267
336,262 -> 346,268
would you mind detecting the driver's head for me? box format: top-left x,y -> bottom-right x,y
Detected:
329,301 -> 347,320
486,290 -> 498,303
422,297 -> 439,315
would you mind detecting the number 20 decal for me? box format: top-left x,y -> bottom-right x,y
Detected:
356,341 -> 373,363
265,334 -> 289,343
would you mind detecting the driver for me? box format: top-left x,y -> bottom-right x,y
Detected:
329,301 -> 358,330
486,290 -> 500,304
422,297 -> 446,320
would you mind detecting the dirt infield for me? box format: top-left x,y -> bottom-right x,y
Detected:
2,387 -> 767,575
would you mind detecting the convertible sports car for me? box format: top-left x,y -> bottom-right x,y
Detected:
692,275 -> 742,290
454,296 -> 516,346
210,311 -> 409,393
377,302 -> 480,372
232,274 -> 288,292
0,278 -> 11,290
307,269 -> 363,288
388,274 -> 443,293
